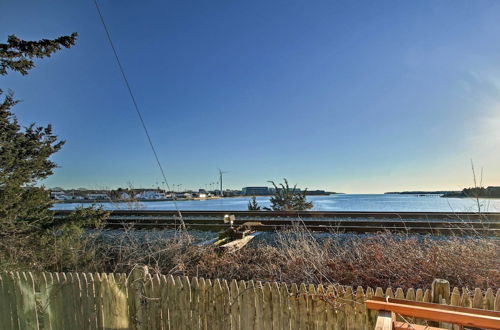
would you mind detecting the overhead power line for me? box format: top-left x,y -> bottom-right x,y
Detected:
92,0 -> 185,230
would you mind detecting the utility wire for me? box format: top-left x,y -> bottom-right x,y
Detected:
93,0 -> 185,230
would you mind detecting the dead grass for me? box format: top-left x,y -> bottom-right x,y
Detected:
3,221 -> 497,290
69,225 -> 500,291
191,228 -> 499,290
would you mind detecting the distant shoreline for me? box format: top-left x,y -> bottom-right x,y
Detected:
53,197 -> 223,204
53,194 -> 338,204
384,192 -> 500,200
441,195 -> 500,200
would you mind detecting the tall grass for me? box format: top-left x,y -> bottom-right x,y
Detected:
192,227 -> 499,290
50,224 -> 499,291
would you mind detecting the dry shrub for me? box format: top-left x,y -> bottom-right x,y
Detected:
82,228 -> 204,275
189,227 -> 499,290
28,225 -> 498,291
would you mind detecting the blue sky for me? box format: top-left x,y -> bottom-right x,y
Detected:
2,0 -> 500,193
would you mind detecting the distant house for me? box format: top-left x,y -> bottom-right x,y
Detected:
50,191 -> 70,200
86,193 -> 109,200
242,187 -> 270,196
50,191 -> 65,198
120,192 -> 131,200
136,191 -> 166,200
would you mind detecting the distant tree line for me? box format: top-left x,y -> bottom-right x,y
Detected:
442,187 -> 500,198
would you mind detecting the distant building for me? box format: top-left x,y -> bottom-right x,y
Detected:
86,193 -> 109,200
173,192 -> 192,199
120,192 -> 131,200
242,187 -> 271,196
136,191 -> 166,200
223,189 -> 241,197
50,191 -> 70,200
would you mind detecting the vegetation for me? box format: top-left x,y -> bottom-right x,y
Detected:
65,227 -> 499,290
268,178 -> 313,211
0,35 -> 496,294
0,33 -> 108,272
443,187 -> 500,198
247,196 -> 261,210
0,33 -> 77,76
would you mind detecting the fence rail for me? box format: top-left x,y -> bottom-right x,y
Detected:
0,269 -> 499,329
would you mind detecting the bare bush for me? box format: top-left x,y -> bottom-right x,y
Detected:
81,228 -> 202,276
189,227 -> 499,290
6,221 -> 497,291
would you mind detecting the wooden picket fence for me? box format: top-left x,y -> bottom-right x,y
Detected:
0,268 -> 499,329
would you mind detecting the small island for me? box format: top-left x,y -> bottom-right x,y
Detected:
385,186 -> 500,199
384,190 -> 458,195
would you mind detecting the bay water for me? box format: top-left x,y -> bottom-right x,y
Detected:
52,194 -> 500,212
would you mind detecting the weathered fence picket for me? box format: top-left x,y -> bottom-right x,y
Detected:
3,272 -> 19,330
0,270 -> 499,329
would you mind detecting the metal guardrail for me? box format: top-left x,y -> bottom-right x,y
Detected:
54,210 -> 500,235
54,209 -> 500,218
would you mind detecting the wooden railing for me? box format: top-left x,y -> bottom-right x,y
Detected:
0,269 -> 499,329
366,297 -> 500,329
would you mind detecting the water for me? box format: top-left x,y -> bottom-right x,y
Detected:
52,194 -> 500,212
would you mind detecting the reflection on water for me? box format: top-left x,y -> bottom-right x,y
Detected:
52,194 -> 500,212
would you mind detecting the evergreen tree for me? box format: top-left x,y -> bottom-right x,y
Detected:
0,33 -> 78,238
268,179 -> 313,211
247,195 -> 261,211
0,90 -> 64,237
1,33 -> 77,76
0,33 -> 108,271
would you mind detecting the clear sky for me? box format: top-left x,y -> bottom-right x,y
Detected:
2,0 -> 500,193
